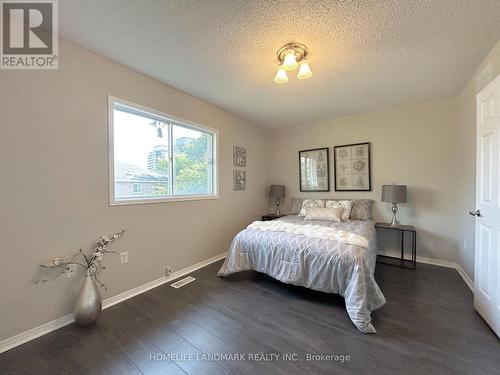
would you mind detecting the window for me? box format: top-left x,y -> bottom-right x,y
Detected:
132,183 -> 143,194
109,96 -> 218,205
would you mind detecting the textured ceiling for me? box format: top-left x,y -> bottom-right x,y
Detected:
59,1 -> 500,128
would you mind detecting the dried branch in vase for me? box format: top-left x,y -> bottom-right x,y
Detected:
37,229 -> 126,289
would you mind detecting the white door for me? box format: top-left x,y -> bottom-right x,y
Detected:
474,74 -> 500,338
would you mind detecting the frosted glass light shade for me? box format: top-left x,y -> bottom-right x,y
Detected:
282,49 -> 298,71
274,66 -> 288,84
297,59 -> 313,79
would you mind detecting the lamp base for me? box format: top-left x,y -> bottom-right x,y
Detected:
389,217 -> 401,227
275,199 -> 281,216
390,203 -> 401,227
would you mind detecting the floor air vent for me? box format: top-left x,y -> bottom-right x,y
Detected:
170,276 -> 196,289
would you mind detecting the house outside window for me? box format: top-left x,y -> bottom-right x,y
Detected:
132,183 -> 143,194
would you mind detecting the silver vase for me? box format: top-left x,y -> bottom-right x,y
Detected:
74,269 -> 102,326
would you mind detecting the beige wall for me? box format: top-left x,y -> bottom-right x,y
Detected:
2,35 -> 500,345
456,40 -> 500,278
0,40 -> 271,341
270,97 -> 459,262
268,38 -> 500,280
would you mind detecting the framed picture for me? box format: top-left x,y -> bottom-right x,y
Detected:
299,147 -> 330,192
233,170 -> 246,191
233,146 -> 246,167
334,142 -> 371,191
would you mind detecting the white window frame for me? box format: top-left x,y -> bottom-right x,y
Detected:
108,96 -> 219,206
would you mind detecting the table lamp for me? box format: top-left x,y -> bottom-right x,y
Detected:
270,185 -> 286,216
381,184 -> 407,227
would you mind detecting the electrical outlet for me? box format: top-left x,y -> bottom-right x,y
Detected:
166,266 -> 173,275
65,264 -> 77,278
463,240 -> 467,249
120,252 -> 128,264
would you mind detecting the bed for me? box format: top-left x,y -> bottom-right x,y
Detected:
218,214 -> 386,333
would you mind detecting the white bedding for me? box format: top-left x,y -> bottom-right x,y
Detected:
218,215 -> 386,333
247,220 -> 369,248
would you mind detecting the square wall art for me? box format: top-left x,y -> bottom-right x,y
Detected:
233,170 -> 246,191
233,146 -> 246,167
334,142 -> 371,191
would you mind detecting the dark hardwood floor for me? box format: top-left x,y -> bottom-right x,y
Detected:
1,260 -> 499,375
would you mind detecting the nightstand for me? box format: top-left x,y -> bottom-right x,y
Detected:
375,222 -> 416,270
262,214 -> 286,221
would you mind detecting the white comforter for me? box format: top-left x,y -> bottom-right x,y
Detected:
218,215 -> 386,333
247,220 -> 369,248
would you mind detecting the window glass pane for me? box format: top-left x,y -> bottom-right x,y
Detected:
110,98 -> 217,204
172,125 -> 212,195
113,107 -> 169,200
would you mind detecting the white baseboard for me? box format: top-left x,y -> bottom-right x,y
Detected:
0,314 -> 75,355
0,252 -> 227,354
454,264 -> 474,291
102,252 -> 227,309
378,250 -> 474,291
1,250 -> 474,353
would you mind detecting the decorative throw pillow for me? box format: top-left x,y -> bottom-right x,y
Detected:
325,200 -> 352,222
350,199 -> 374,220
290,198 -> 304,215
304,207 -> 344,222
298,199 -> 325,217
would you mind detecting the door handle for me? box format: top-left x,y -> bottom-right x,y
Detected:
469,209 -> 482,217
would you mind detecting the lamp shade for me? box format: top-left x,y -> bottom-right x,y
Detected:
297,59 -> 313,80
381,184 -> 407,203
282,49 -> 298,71
274,65 -> 288,84
270,185 -> 286,198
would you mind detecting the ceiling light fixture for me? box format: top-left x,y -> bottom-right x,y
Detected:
274,42 -> 312,84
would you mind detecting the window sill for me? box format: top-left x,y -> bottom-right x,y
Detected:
110,194 -> 219,206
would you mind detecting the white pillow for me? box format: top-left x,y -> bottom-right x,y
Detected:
325,200 -> 352,222
298,199 -> 325,217
304,207 -> 344,222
